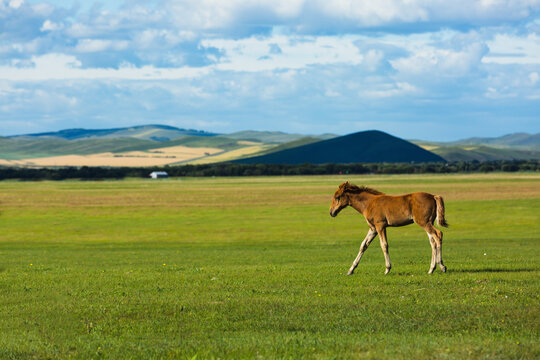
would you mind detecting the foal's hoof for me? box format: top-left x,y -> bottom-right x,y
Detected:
441,266 -> 447,273
384,268 -> 391,275
346,271 -> 354,276
427,268 -> 435,274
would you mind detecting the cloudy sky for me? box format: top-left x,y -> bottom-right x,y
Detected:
1,0 -> 539,140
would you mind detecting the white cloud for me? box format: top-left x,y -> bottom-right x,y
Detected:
312,0 -> 429,26
482,65 -> 540,100
32,53 -> 81,69
164,0 -> 304,30
0,81 -> 25,95
391,42 -> 488,77
325,89 -> 340,97
7,38 -> 41,54
134,29 -> 197,49
0,53 -> 209,80
530,72 -> 539,85
485,86 -> 512,99
363,82 -> 419,98
65,23 -> 96,38
483,33 -> 540,64
8,0 -> 23,9
40,19 -> 63,32
363,49 -> 385,71
160,0 -> 540,31
30,2 -> 54,16
75,39 -> 129,53
203,35 -> 364,71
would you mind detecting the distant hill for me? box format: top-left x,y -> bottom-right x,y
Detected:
0,137 -> 157,160
251,137 -> 323,156
11,125 -> 218,142
448,132 -> 540,149
412,143 -> 540,162
233,130 -> 445,164
8,126 -> 336,145
224,131 -> 336,144
411,132 -> 540,161
158,135 -> 241,149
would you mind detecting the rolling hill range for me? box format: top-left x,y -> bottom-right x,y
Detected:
0,125 -> 337,167
446,132 -> 540,149
411,132 -> 540,161
0,137 -> 157,160
232,130 -> 445,164
0,135 -> 255,167
2,125 -> 540,167
11,125 -> 333,144
413,143 -> 540,162
11,124 -> 217,142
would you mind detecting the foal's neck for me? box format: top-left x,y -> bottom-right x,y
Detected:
349,191 -> 377,214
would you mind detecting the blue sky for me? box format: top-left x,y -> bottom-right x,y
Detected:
1,0 -> 539,140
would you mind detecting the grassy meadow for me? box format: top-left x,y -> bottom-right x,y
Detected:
0,173 -> 539,359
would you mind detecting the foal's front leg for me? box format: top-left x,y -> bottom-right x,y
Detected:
347,228 -> 377,275
377,225 -> 392,274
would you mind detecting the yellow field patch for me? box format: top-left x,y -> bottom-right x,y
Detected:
1,145 -> 224,167
125,145 -> 222,158
9,153 -> 180,167
237,140 -> 262,146
419,145 -> 439,150
0,159 -> 25,166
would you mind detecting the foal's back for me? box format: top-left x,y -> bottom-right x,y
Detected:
365,192 -> 437,227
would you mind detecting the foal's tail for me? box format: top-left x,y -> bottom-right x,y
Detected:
434,195 -> 449,228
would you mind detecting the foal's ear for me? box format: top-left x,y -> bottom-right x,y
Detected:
337,181 -> 350,196
339,181 -> 349,189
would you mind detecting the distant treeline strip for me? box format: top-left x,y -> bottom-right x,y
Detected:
0,160 -> 538,180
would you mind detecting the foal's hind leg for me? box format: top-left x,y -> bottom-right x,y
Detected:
435,229 -> 446,272
427,234 -> 437,274
423,224 -> 446,273
347,228 -> 377,275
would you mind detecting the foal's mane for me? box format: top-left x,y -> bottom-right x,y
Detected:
345,183 -> 385,195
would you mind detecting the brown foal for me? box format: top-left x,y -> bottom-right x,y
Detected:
330,182 -> 449,275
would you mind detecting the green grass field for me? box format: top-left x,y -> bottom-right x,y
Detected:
0,174 -> 539,359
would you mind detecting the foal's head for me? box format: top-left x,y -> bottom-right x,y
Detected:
330,182 -> 384,217
330,182 -> 351,217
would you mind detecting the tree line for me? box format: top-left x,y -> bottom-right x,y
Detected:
0,160 -> 538,180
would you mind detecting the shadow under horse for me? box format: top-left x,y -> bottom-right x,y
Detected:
330,182 -> 449,275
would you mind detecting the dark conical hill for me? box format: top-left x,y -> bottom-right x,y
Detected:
233,130 -> 445,164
